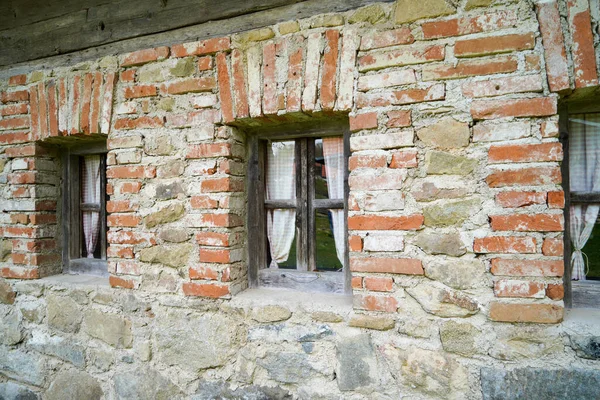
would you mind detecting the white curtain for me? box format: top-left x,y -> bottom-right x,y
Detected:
82,155 -> 101,258
322,137 -> 345,266
266,141 -> 296,268
569,114 -> 600,280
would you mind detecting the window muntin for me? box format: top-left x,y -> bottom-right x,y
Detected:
62,143 -> 108,276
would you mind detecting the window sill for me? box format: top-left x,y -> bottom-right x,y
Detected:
40,273 -> 109,288
231,287 -> 353,314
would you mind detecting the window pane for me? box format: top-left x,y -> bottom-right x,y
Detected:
315,209 -> 344,272
266,141 -> 296,200
266,208 -> 296,269
80,155 -> 102,259
579,214 -> 600,280
315,137 -> 344,200
569,113 -> 600,192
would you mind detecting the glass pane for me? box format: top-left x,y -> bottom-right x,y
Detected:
580,214 -> 600,280
266,208 -> 296,269
80,155 -> 102,259
569,113 -> 600,192
315,137 -> 344,200
266,141 -> 296,200
315,209 -> 343,272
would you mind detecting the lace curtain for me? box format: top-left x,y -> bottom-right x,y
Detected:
82,155 -> 101,258
322,137 -> 345,266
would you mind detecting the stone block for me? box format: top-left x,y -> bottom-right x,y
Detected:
348,4 -> 387,24
394,0 -> 456,24
425,259 -> 485,289
170,57 -> 195,77
489,326 -> 562,361
0,382 -> 39,400
568,335 -> 600,360
159,228 -> 189,243
139,243 -> 192,267
414,231 -> 466,256
407,283 -> 479,317
145,202 -> 185,228
0,306 -> 22,345
193,381 -> 292,400
349,314 -> 395,330
154,181 -> 185,200
0,278 -> 15,304
423,198 -> 481,227
45,370 -> 102,400
336,334 -> 378,391
425,151 -> 477,175
114,366 -> 181,400
440,321 -> 481,356
29,330 -> 85,367
251,305 -> 292,323
83,309 -> 133,348
47,294 -> 82,333
258,352 -> 318,384
417,117 -> 470,149
0,346 -> 46,386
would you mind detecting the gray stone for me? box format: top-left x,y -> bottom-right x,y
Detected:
114,366 -> 181,400
480,368 -> 600,400
234,27 -> 275,45
425,259 -> 486,290
157,160 -> 185,178
349,314 -> 395,331
348,4 -> 386,24
0,306 -> 22,345
29,330 -> 85,367
193,381 -> 292,400
155,309 -> 239,372
139,243 -> 192,267
0,382 -> 39,400
489,326 -> 562,361
407,283 -> 479,317
170,57 -> 195,77
88,347 -> 114,372
412,181 -> 469,202
336,334 -> 378,391
83,309 -> 133,348
417,118 -> 470,149
145,202 -> 185,228
248,324 -> 333,344
251,305 -> 292,323
0,346 -> 45,386
144,135 -> 173,156
257,352 -> 317,384
45,370 -> 102,400
397,319 -> 436,338
423,198 -> 481,227
155,181 -> 184,200
569,335 -> 600,360
414,231 -> 466,256
47,294 -> 82,333
0,278 -> 16,304
401,348 -> 468,397
19,299 -> 45,323
0,239 -> 11,262
159,228 -> 189,243
440,321 -> 481,356
425,151 -> 477,175
311,311 -> 343,323
158,98 -> 175,111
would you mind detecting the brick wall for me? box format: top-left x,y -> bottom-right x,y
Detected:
0,0 -> 599,398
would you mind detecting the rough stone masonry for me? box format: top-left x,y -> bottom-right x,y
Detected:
0,0 -> 599,398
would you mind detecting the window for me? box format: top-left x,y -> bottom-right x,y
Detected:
563,105 -> 600,307
62,142 -> 108,276
247,126 -> 350,294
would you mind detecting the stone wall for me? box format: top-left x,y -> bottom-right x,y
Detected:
0,0 -> 599,398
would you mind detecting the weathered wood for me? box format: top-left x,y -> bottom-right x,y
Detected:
571,192 -> 600,203
343,129 -> 351,294
572,281 -> 600,308
258,268 -> 344,293
68,258 -> 109,277
80,203 -> 101,212
313,199 -> 344,209
297,138 -> 308,272
307,138 -> 316,272
265,199 -> 297,209
560,103 -> 572,307
0,0 -> 394,73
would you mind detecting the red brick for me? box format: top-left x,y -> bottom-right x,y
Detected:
350,257 -> 423,274
386,110 -> 411,128
490,213 -> 563,232
350,112 -> 378,132
196,231 -> 231,246
348,155 -> 386,171
494,279 -> 546,298
364,276 -> 393,292
69,75 -> 82,135
348,214 -> 423,230
215,52 -> 235,123
462,75 -> 543,98
120,70 -> 136,82
107,200 -> 136,213
201,177 -> 243,193
487,166 -> 561,188
161,77 -> 216,95
79,74 -> 93,134
189,266 -> 219,280
357,84 -> 445,108
421,11 -> 517,39
114,116 -> 164,130
422,56 -> 518,81
186,143 -> 232,159
1,266 -> 39,280
525,54 -> 542,72
8,74 -> 27,86
182,282 -> 230,298
171,37 -> 230,57
107,214 -> 140,227
547,191 -> 564,209
0,103 -> 28,116
352,276 -> 363,289
107,166 -> 156,179
165,109 -> 221,128
360,27 -> 414,50
542,237 -> 563,256
191,196 -> 219,209
46,81 -> 59,136
286,38 -> 304,113
488,143 -> 562,163
107,246 -> 135,259
124,85 -> 157,99
566,0 -> 598,88
354,294 -> 398,312
546,283 -> 564,300
11,214 -> 28,224
349,171 -> 406,190
349,235 -> 363,251
29,214 -> 56,225
536,1 -> 570,92
472,97 -> 557,120
107,231 -> 155,245
0,90 -> 28,103
390,150 -> 418,168
541,120 -> 559,138
197,56 -> 213,71
119,182 -> 142,194
358,45 -> 444,72
320,29 -> 339,111
122,46 -> 169,67
231,49 -> 249,118
89,72 -> 102,134
489,302 -> 563,323
0,117 -> 29,131
194,213 -> 243,228
455,33 -> 535,57
260,42 -> 277,116
496,191 -> 547,208
474,236 -> 537,254
109,275 -> 135,289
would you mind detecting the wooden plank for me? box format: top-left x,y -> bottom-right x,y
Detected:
80,203 -> 101,212
571,192 -> 600,203
572,281 -> 600,308
0,0 -> 394,70
258,268 -> 344,293
307,138 -> 316,271
297,138 -> 308,272
343,129 -> 351,294
265,199 -> 297,209
100,154 -> 107,261
313,199 -> 344,209
68,258 -> 109,277
560,103 -> 572,307
69,155 -> 82,263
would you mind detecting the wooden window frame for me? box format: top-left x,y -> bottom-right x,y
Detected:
61,141 -> 108,277
247,125 -> 351,294
560,103 -> 600,308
